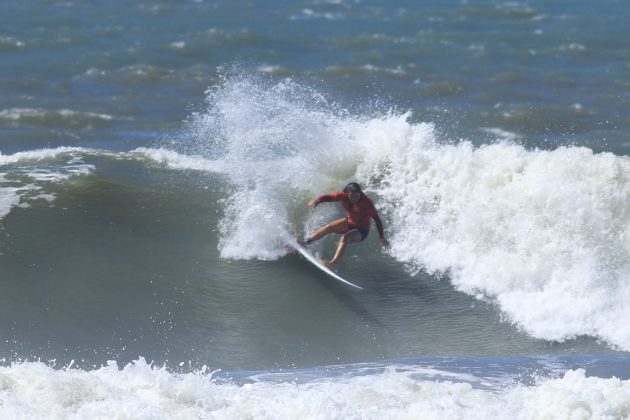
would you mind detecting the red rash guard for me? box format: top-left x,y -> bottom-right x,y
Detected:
317,192 -> 385,238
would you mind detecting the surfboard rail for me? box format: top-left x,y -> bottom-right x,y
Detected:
286,239 -> 363,290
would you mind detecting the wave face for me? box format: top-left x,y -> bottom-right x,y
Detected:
177,75 -> 630,351
0,357 -> 628,420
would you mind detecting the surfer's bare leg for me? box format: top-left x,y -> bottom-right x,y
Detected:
301,218 -> 348,244
323,229 -> 361,266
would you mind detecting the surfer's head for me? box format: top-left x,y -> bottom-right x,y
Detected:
343,182 -> 362,203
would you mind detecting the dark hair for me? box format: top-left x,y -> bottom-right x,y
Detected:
343,182 -> 362,193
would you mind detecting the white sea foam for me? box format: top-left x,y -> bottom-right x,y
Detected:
0,359 -> 627,419
290,8 -> 344,20
0,35 -> 25,49
129,147 -> 223,172
360,64 -> 407,75
0,108 -> 117,126
0,146 -> 232,223
557,43 -> 587,53
0,147 -> 97,222
358,123 -> 630,350
256,65 -> 288,74
0,187 -> 21,220
169,41 -> 187,49
179,76 -> 630,351
0,147 -> 97,165
480,126 -> 521,141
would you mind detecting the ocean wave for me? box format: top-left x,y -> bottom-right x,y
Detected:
129,147 -> 224,172
0,108 -> 120,128
0,146 -> 228,223
178,75 -> 630,351
115,64 -> 176,82
0,147 -> 98,166
557,43 -> 588,53
255,65 -> 295,76
0,358 -> 627,419
0,147 -> 98,222
0,185 -> 21,221
458,3 -> 544,21
480,127 -> 521,141
360,64 -> 407,76
359,124 -> 630,351
290,8 -> 345,20
0,35 -> 25,50
324,64 -> 410,80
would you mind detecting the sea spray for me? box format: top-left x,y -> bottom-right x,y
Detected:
179,75 -> 396,259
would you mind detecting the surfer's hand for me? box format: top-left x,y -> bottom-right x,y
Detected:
380,238 -> 390,249
308,199 -> 319,207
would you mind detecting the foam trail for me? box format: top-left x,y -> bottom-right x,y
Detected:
0,359 -> 628,419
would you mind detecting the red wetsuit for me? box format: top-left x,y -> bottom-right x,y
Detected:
316,192 -> 385,238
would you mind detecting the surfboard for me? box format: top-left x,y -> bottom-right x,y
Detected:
286,239 -> 363,290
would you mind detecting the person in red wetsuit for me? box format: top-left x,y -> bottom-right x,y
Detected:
299,182 -> 390,266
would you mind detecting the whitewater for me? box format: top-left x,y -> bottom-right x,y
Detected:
0,357 -> 629,419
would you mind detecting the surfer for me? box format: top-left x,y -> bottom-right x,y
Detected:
299,182 -> 390,266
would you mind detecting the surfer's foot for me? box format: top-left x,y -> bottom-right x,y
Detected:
320,259 -> 337,267
297,236 -> 314,246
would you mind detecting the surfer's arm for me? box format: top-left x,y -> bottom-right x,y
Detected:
373,213 -> 385,239
373,213 -> 391,249
309,192 -> 344,207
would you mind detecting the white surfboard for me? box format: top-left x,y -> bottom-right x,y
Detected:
286,239 -> 363,290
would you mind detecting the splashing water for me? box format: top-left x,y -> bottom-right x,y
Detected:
176,74 -> 630,350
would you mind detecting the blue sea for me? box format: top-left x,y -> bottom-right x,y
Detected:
1,0 -> 629,418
